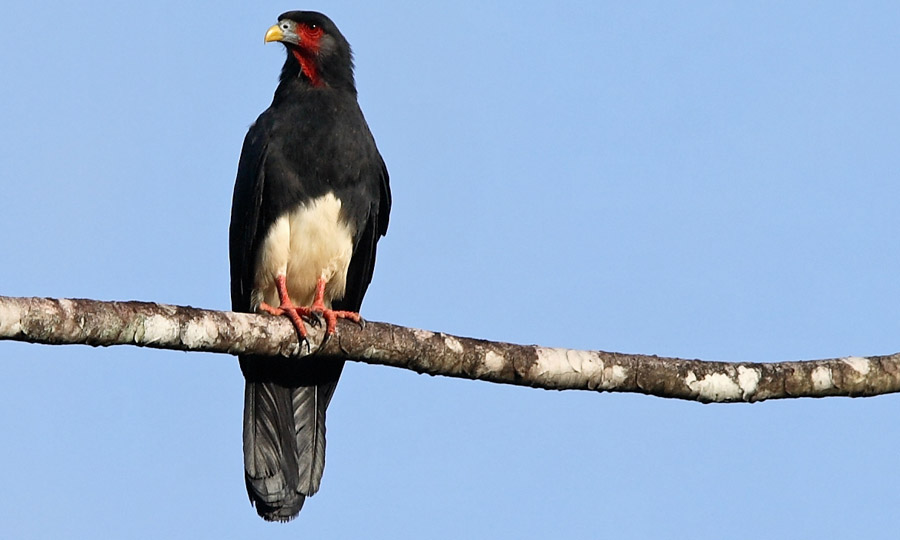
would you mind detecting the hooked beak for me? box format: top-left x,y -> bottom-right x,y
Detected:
264,24 -> 284,44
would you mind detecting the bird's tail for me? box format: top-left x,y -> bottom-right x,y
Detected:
240,356 -> 343,522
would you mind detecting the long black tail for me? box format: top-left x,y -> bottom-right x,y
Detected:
240,356 -> 343,522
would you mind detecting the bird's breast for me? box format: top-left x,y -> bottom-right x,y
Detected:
252,192 -> 355,309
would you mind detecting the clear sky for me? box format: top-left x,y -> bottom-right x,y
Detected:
2,1 -> 899,538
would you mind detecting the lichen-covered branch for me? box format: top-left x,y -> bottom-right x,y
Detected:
1,295 -> 898,403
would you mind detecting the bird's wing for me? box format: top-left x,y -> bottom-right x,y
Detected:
334,156 -> 391,313
229,117 -> 271,313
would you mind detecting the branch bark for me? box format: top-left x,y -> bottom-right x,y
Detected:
1,295 -> 898,403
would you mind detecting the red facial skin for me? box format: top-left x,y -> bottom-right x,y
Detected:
290,24 -> 325,87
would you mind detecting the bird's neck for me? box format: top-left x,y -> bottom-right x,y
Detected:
273,78 -> 357,109
278,55 -> 357,95
291,49 -> 324,88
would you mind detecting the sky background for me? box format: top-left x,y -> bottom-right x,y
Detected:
1,1 -> 899,538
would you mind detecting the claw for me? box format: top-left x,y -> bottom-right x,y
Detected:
306,310 -> 324,328
297,335 -> 312,354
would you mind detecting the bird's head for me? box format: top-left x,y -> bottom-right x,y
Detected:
266,11 -> 355,91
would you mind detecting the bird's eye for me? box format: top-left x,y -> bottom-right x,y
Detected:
281,22 -> 290,30
309,23 -> 318,29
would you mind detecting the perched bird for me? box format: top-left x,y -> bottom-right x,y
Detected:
229,11 -> 391,522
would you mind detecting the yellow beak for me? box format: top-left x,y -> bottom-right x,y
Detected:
264,24 -> 284,43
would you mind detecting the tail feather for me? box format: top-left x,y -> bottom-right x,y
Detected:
290,383 -> 327,495
241,356 -> 343,522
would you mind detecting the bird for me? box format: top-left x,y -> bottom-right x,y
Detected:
229,11 -> 391,522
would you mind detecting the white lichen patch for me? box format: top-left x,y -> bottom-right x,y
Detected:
182,318 -> 219,348
811,365 -> 834,390
842,356 -> 871,375
737,366 -> 761,398
533,347 -> 623,388
483,350 -> 505,373
532,347 -> 556,377
534,347 -> 588,377
607,365 -> 628,386
566,349 -> 604,376
232,313 -> 267,340
57,298 -> 77,331
140,314 -> 179,344
0,302 -> 23,336
685,371 -> 741,401
443,336 -> 464,354
411,328 -> 435,342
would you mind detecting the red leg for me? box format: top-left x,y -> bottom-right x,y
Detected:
309,276 -> 361,335
260,274 -> 361,339
259,274 -> 312,339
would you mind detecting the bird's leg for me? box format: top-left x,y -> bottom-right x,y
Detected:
259,274 -> 313,339
309,276 -> 361,335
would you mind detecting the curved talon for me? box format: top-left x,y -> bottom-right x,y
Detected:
298,335 -> 312,354
305,310 -> 324,328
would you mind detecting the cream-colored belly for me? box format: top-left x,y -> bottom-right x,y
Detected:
252,192 -> 354,310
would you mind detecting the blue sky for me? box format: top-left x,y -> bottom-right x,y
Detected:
2,1 -> 899,538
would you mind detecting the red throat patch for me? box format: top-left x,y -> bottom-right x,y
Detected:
291,24 -> 325,87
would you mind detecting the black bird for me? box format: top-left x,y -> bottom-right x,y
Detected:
229,11 -> 390,522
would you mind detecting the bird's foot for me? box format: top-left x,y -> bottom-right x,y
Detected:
259,300 -> 310,341
261,275 -> 363,348
316,305 -> 362,336
259,274 -> 320,347
312,306 -> 361,347
308,277 -> 363,338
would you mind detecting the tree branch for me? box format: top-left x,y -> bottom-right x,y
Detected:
1,295 -> 897,403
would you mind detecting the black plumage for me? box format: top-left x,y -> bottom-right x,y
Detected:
229,11 -> 390,522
